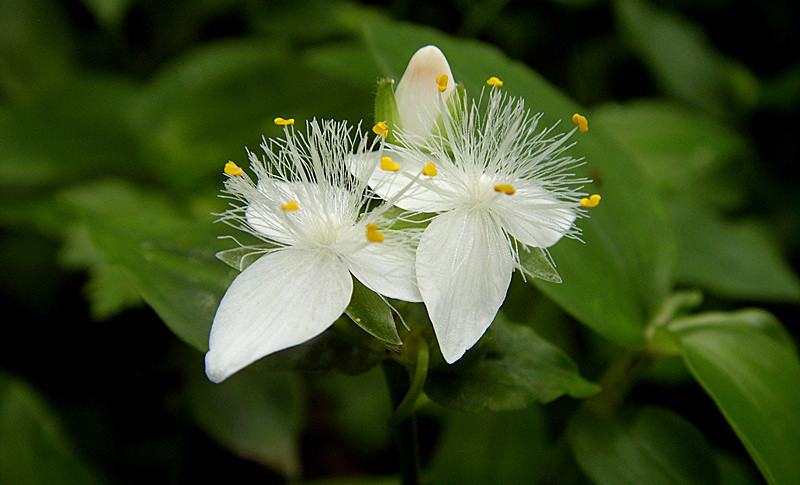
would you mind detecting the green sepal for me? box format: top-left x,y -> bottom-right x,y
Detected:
345,277 -> 402,347
374,77 -> 400,143
518,247 -> 562,283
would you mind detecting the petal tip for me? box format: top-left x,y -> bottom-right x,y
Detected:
204,352 -> 231,384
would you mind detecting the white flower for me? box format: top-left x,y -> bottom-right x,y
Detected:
206,119 -> 422,383
393,45 -> 456,139
366,83 -> 591,364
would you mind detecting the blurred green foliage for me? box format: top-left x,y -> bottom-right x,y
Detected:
1,0 -> 799,484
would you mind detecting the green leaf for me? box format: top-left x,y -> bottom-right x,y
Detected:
715,450 -> 763,485
59,225 -> 144,320
591,99 -> 751,197
345,277 -> 402,346
80,0 -> 132,29
518,247 -> 562,283
0,373 -> 104,485
58,180 -> 235,351
614,0 -> 758,116
0,74 -> 141,193
430,408 -> 548,484
360,14 -> 677,346
667,309 -> 800,485
569,406 -> 719,485
135,38 -> 374,192
185,365 -> 305,479
424,316 -> 599,411
671,200 -> 800,303
0,0 -> 75,101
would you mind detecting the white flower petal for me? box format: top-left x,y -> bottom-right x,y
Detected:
416,208 -> 514,363
395,45 -> 455,139
344,241 -> 422,302
495,182 -> 577,248
244,180 -> 304,244
205,248 -> 352,382
348,152 -> 457,212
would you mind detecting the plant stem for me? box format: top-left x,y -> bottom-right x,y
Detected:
382,359 -> 421,485
583,350 -> 655,417
539,349 -> 656,484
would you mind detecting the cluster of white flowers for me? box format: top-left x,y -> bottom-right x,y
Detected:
205,46 -> 599,383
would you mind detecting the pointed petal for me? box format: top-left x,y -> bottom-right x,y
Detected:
244,181 -> 305,244
495,182 -> 577,248
416,209 -> 515,363
395,45 -> 455,139
347,152 -> 456,212
344,241 -> 422,302
205,248 -> 352,382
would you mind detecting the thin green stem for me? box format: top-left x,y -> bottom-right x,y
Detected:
382,357 -> 423,485
388,341 -> 429,426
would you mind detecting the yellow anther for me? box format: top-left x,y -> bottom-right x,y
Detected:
366,223 -> 384,243
372,121 -> 389,137
224,161 -> 243,176
281,200 -> 299,211
486,76 -> 504,87
422,162 -> 438,177
381,156 -> 400,172
355,317 -> 361,323
436,74 -> 448,92
274,117 -> 295,126
493,184 -> 516,195
580,194 -> 601,208
572,113 -> 588,133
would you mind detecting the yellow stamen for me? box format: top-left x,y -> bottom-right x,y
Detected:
274,117 -> 295,126
580,194 -> 601,208
224,161 -> 243,176
355,317 -> 361,323
372,121 -> 389,137
366,223 -> 384,243
381,156 -> 400,172
572,113 -> 588,133
281,200 -> 299,211
436,74 -> 448,92
486,76 -> 504,87
493,184 -> 516,195
422,162 -> 438,176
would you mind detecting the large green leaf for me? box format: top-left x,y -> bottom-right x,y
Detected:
58,179 -> 236,351
185,364 -> 306,479
424,316 -> 599,411
569,406 -> 719,485
667,309 -> 800,485
591,100 -> 799,303
591,99 -> 750,199
670,201 -> 800,303
0,0 -> 75,101
614,0 -> 759,116
430,407 -> 548,485
134,38 -> 374,192
0,373 -> 104,485
360,14 -> 677,346
0,74 -> 141,194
